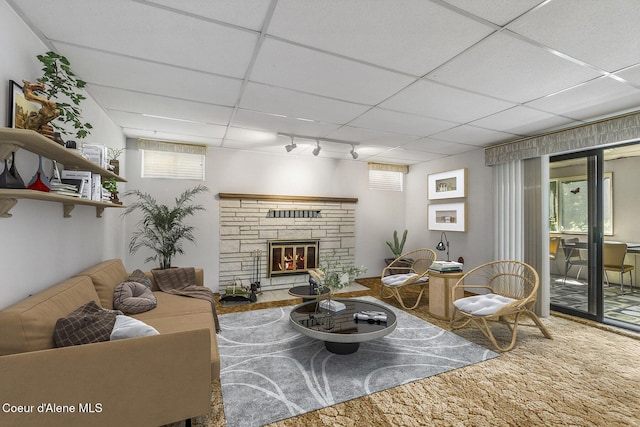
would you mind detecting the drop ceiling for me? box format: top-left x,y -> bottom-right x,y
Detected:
8,0 -> 640,165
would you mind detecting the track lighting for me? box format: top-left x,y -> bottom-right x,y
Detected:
312,140 -> 321,156
350,145 -> 358,159
284,136 -> 297,152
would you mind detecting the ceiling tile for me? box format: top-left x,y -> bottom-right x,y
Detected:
230,109 -> 341,137
123,128 -> 223,147
367,147 -> 445,164
146,0 -> 272,31
379,79 -> 516,123
268,0 -> 494,76
402,138 -> 481,156
89,86 -> 233,126
239,83 -> 370,124
616,64 -> 640,86
50,43 -> 243,106
525,77 -> 640,121
507,0 -> 640,72
470,106 -> 577,136
250,38 -> 415,105
442,0 -> 546,26
348,108 -> 458,137
109,111 -> 227,139
428,32 -> 602,103
325,126 -> 419,147
16,0 -> 257,77
432,124 -> 516,146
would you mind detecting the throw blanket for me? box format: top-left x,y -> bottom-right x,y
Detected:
152,268 -> 221,332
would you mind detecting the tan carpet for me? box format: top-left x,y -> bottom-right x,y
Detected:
192,278 -> 640,427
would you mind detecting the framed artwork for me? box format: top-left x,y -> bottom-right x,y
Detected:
428,202 -> 466,232
428,168 -> 466,200
8,80 -> 40,129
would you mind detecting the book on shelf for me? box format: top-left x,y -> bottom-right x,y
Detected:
429,261 -> 464,272
61,170 -> 92,199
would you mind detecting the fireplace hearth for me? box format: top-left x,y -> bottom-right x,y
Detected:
268,240 -> 319,277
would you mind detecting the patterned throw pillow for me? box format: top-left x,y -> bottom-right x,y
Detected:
127,269 -> 153,290
54,301 -> 116,347
113,281 -> 157,314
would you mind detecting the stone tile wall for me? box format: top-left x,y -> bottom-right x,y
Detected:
219,198 -> 356,291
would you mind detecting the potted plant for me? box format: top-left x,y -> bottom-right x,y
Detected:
23,51 -> 93,139
385,229 -> 407,264
101,178 -> 120,204
123,185 -> 208,269
107,147 -> 124,175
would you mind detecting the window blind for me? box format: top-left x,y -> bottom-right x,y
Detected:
367,163 -> 408,192
141,150 -> 205,180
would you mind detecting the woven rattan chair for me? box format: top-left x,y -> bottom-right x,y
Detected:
450,260 -> 552,352
380,248 -> 436,310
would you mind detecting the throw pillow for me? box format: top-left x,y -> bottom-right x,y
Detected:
54,301 -> 116,347
127,269 -> 153,290
113,281 -> 157,314
110,315 -> 159,340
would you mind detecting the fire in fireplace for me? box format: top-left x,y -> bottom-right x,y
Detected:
268,239 -> 319,277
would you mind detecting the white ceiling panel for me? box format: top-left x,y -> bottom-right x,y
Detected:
230,109 -> 342,137
250,38 -> 415,105
507,0 -> 640,72
50,43 -> 243,106
349,108 -> 458,137
442,0 -> 546,26
123,128 -> 223,147
109,111 -> 227,139
239,83 -> 370,124
428,32 -> 603,103
402,138 -> 481,156
368,147 -> 445,164
325,126 -> 419,147
525,77 -> 640,121
146,0 -> 272,31
432,125 -> 516,146
379,79 -> 516,123
89,86 -> 233,126
470,106 -> 578,136
268,0 -> 494,76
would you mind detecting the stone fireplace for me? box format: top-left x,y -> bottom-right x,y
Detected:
218,193 -> 357,291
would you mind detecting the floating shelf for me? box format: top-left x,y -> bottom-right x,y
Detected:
0,127 -> 126,218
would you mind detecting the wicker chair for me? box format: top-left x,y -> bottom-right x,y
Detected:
380,248 -> 436,310
450,260 -> 552,352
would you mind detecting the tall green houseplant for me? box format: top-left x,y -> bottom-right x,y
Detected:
123,185 -> 208,269
386,229 -> 407,258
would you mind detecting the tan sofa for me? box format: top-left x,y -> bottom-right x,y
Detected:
0,259 -> 218,427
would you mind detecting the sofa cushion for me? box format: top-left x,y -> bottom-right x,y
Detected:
113,281 -> 157,314
453,294 -> 517,316
110,315 -> 159,340
0,276 -> 101,355
127,269 -> 153,290
74,259 -> 129,309
54,301 -> 117,347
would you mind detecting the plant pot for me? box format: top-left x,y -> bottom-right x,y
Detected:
109,159 -> 120,176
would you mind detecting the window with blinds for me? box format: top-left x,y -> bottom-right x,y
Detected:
141,150 -> 205,180
368,162 -> 408,192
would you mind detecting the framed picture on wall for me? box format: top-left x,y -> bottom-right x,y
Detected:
8,79 -> 40,129
428,202 -> 467,232
428,168 -> 466,200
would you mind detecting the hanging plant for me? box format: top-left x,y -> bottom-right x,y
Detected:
34,51 -> 93,139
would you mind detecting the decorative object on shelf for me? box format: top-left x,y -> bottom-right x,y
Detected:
101,177 -> 120,204
107,147 -> 124,176
428,168 -> 467,200
9,79 -> 41,130
435,231 -> 451,261
25,51 -> 93,139
26,155 -> 51,192
428,202 -> 467,232
0,152 -> 25,189
123,185 -> 208,269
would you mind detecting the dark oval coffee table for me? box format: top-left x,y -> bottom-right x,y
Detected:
289,298 -> 397,354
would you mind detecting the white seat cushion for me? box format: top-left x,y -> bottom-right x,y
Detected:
382,273 -> 427,287
453,294 -> 517,316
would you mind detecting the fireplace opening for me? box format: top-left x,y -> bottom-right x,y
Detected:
268,239 -> 319,277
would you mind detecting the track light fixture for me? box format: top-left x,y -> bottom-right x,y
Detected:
312,140 -> 322,156
350,145 -> 358,159
284,136 -> 297,152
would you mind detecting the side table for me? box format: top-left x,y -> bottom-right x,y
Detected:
288,285 -> 330,302
428,270 -> 464,320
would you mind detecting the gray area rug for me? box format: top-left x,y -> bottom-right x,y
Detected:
218,296 -> 498,427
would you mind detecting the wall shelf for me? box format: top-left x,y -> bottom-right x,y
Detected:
0,127 -> 126,218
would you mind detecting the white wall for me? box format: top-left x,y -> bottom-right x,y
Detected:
124,145 -> 408,292
405,148 -> 495,271
0,0 -> 126,309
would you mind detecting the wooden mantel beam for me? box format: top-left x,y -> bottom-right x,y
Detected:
217,193 -> 358,203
